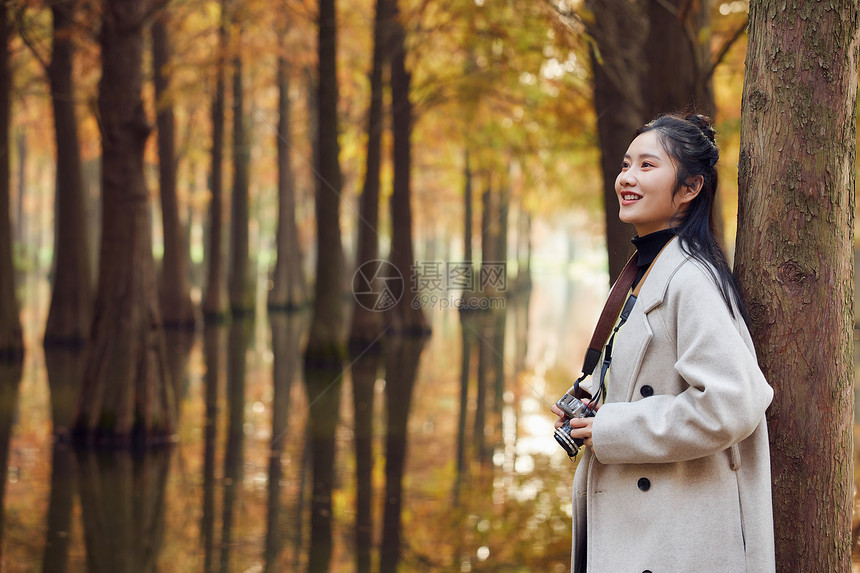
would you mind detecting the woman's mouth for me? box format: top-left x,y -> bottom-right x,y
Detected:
620,192 -> 642,204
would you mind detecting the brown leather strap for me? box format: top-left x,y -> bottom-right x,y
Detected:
588,253 -> 639,353
577,253 -> 639,381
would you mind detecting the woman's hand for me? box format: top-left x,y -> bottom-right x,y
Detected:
551,400 -> 599,447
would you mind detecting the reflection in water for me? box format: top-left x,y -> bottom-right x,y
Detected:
0,359 -> 22,566
18,266 -> 839,570
43,348 -> 84,573
266,311 -> 306,572
220,319 -> 253,572
303,346 -> 344,572
350,335 -> 381,573
455,310 -> 476,504
76,448 -> 171,573
380,334 -> 427,573
201,323 -> 226,573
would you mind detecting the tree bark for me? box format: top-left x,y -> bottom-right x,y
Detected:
388,0 -> 428,335
584,0 -> 645,283
152,2 -> 196,328
268,39 -> 307,311
73,0 -> 175,446
0,1 -> 22,359
228,25 -> 253,315
202,0 -> 229,320
44,0 -> 93,348
734,1 -> 859,570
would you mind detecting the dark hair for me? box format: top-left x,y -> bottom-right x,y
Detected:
637,113 -> 750,326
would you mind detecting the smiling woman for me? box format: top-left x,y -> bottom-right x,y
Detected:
552,113 -> 775,573
615,130 -> 699,237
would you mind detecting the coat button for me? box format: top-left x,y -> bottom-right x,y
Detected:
643,570 -> 653,573
640,385 -> 654,397
637,477 -> 650,491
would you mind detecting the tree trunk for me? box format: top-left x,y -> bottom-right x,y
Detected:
44,0 -> 93,347
348,0 -> 390,344
229,27 -> 253,315
642,0 -> 714,118
152,2 -> 196,328
463,150 -> 473,267
202,0 -> 229,320
306,0 -> 344,360
13,132 -> 22,244
0,1 -> 21,359
480,173 -> 497,292
584,0 -> 645,283
734,1 -> 859,570
388,0 -> 428,335
73,0 -> 175,446
268,40 -> 307,311
303,0 -> 345,568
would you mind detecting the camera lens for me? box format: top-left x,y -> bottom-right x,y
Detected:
554,421 -> 581,458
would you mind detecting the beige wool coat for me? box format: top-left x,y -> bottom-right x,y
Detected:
571,238 -> 775,573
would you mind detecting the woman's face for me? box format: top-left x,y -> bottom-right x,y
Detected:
615,131 -> 693,236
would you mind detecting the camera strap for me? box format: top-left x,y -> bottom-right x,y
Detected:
571,253 -> 639,398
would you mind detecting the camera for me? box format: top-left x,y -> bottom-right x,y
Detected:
553,390 -> 596,458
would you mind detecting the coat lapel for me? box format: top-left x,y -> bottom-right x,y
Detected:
608,237 -> 691,403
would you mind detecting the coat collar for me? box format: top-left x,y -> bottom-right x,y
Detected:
634,236 -> 692,313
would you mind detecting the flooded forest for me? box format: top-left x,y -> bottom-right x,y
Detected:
0,0 -> 859,571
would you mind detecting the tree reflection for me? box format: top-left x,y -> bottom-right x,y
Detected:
201,323 -> 227,573
303,355 -> 342,572
455,310 -> 477,504
43,348 -> 85,573
266,311 -> 305,572
380,334 -> 427,573
220,318 -> 252,572
76,448 -> 171,573
349,334 -> 382,573
0,359 -> 21,566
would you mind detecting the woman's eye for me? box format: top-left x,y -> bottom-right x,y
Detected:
642,162 -> 653,168
621,161 -> 630,169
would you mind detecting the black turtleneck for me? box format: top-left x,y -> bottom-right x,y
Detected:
630,228 -> 676,289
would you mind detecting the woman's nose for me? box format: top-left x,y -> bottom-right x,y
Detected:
618,169 -> 635,187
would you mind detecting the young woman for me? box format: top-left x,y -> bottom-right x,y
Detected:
551,114 -> 774,572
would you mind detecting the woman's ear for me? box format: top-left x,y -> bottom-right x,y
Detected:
679,175 -> 703,204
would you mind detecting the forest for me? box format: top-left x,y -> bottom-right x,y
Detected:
0,0 -> 857,571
